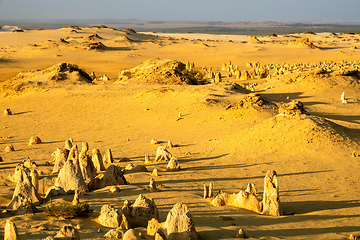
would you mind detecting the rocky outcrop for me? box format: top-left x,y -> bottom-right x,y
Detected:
166,157 -> 181,171
98,194 -> 159,230
155,146 -> 172,161
29,136 -> 42,145
210,171 -> 282,216
262,170 -> 282,216
55,157 -> 88,193
52,148 -> 68,173
89,165 -> 127,191
91,149 -> 106,171
4,220 -> 20,240
54,225 -> 80,240
147,203 -> 199,240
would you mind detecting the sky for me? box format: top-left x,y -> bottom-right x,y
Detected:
0,0 -> 360,23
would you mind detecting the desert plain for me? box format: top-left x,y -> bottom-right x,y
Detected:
0,26 -> 360,239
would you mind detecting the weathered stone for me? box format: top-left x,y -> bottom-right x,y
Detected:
72,190 -> 80,205
98,204 -> 122,228
91,149 -> 105,171
55,158 -> 88,193
110,185 -> 121,193
3,108 -> 12,116
155,146 -> 172,161
104,228 -> 124,239
8,193 -> 38,215
64,139 -> 73,151
144,178 -> 157,192
5,144 -> 15,152
131,194 -> 159,228
103,149 -> 114,164
262,170 -> 282,216
54,225 -> 80,240
163,203 -> 199,240
152,169 -> 159,177
123,229 -> 139,240
235,229 -> 246,238
23,157 -> 37,168
52,148 -> 68,173
29,136 -> 42,145
30,169 -> 39,191
8,164 -> 42,210
166,157 -> 181,171
79,150 -> 97,183
4,220 -> 20,240
45,186 -> 67,200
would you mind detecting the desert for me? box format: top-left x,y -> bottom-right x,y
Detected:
0,26 -> 360,240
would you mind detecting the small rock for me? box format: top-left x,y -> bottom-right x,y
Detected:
152,169 -> 159,177
123,229 -> 139,240
5,144 -> 15,152
37,225 -> 48,231
29,136 -> 42,145
110,185 -> 121,193
235,228 -> 246,238
104,228 -> 124,239
351,151 -> 358,157
3,109 -> 12,116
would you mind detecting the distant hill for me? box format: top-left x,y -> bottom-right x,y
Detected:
1,19 -> 360,36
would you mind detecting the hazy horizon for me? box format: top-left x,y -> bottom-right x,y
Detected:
1,0 -> 360,23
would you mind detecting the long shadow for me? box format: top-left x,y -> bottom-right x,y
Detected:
311,112 -> 360,124
180,153 -> 229,164
282,199 -> 360,214
157,170 -> 332,186
261,92 -> 307,102
105,46 -> 135,51
14,111 -> 32,115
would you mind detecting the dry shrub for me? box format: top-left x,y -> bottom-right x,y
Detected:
46,201 -> 93,219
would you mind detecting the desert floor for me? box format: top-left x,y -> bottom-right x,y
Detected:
0,27 -> 360,239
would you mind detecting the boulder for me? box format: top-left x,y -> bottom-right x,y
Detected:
7,193 -> 38,215
155,146 -> 172,161
29,136 -> 42,145
45,186 -> 67,200
98,204 -> 123,228
262,170 -> 282,216
54,225 -> 80,240
8,164 -> 42,209
3,108 -> 12,116
4,220 -> 20,240
55,159 -> 88,193
123,229 -> 139,240
91,149 -> 105,171
52,148 -> 68,173
151,203 -> 199,240
104,228 -> 124,239
166,157 -> 181,171
131,194 -> 159,227
5,144 -> 15,152
79,150 -> 97,183
103,149 -> 114,164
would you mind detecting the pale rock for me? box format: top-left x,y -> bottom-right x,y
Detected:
104,228 -> 124,239
4,220 -> 20,240
29,136 -> 42,145
166,157 -> 181,171
123,229 -> 139,240
155,146 -> 172,161
54,225 -> 80,240
91,149 -> 105,171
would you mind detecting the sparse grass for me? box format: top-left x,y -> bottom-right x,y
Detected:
46,201 -> 93,219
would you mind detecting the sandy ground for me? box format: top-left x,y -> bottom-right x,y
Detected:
0,27 -> 360,239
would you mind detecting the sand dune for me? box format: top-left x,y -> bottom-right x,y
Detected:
0,27 -> 360,240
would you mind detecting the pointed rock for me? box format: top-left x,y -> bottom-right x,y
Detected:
262,170 -> 282,216
4,220 -> 20,240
